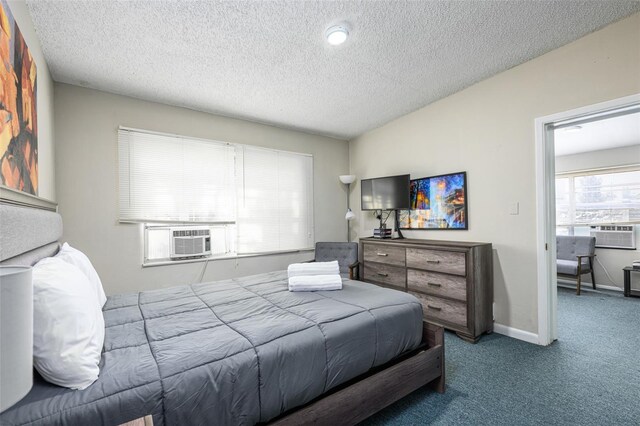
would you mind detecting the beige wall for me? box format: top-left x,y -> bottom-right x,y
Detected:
556,145 -> 640,291
5,1 -> 55,200
349,13 -> 640,334
54,84 -> 349,295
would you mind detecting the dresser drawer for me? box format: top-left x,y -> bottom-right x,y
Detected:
360,238 -> 492,342
407,269 -> 467,301
410,292 -> 467,327
364,262 -> 406,290
363,243 -> 406,267
406,248 -> 466,276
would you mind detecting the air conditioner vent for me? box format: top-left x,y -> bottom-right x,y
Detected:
173,229 -> 209,237
590,225 -> 636,249
170,226 -> 211,259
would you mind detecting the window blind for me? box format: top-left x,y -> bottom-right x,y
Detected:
555,168 -> 640,226
236,146 -> 314,254
118,128 -> 236,223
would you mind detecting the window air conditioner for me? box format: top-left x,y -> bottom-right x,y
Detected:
590,225 -> 636,250
170,227 -> 211,259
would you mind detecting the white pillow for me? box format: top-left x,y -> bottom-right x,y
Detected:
55,242 -> 107,307
32,257 -> 105,390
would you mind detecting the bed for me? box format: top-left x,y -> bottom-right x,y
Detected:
0,203 -> 444,426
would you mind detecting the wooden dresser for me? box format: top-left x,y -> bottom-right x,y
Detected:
360,238 -> 493,343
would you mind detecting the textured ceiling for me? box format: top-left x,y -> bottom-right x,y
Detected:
27,0 -> 640,140
555,112 -> 640,156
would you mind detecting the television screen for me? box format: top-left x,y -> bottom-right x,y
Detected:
398,172 -> 468,229
361,174 -> 410,211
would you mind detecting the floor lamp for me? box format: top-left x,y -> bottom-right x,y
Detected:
339,175 -> 356,242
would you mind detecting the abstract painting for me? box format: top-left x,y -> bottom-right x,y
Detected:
0,0 -> 37,195
398,172 -> 468,229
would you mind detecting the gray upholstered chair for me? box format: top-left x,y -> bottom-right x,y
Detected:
556,235 -> 596,295
313,242 -> 359,280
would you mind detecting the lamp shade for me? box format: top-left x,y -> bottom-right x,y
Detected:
339,175 -> 356,185
0,266 -> 33,412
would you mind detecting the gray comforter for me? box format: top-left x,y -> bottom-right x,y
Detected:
0,271 -> 423,426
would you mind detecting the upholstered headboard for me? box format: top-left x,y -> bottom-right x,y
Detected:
0,203 -> 63,266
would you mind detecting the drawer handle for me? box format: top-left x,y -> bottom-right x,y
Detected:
426,260 -> 440,264
377,272 -> 389,277
427,282 -> 442,287
427,305 -> 442,311
376,252 -> 388,257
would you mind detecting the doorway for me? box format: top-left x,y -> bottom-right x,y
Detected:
535,94 -> 640,345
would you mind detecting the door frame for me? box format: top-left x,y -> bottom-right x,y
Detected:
534,93 -> 640,346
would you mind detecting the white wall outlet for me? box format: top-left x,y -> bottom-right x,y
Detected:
509,202 -> 519,215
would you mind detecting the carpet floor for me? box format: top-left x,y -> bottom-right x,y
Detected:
362,287 -> 640,425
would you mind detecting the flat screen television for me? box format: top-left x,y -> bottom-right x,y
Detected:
361,174 -> 411,211
398,171 -> 468,229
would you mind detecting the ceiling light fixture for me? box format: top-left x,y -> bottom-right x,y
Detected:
326,25 -> 349,46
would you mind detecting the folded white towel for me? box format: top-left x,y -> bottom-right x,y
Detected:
287,261 -> 340,278
288,274 -> 343,292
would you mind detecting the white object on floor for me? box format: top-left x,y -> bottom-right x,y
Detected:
32,257 -> 105,390
55,242 -> 107,307
288,274 -> 343,292
287,260 -> 340,278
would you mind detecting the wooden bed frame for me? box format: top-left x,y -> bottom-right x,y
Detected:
121,322 -> 444,426
0,203 -> 445,426
268,321 -> 445,426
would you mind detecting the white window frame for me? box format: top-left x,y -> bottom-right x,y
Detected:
555,164 -> 640,228
118,127 -> 315,265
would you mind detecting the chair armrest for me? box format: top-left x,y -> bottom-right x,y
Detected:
348,261 -> 360,280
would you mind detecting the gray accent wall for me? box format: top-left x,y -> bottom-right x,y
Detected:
53,84 -> 349,295
348,13 -> 640,335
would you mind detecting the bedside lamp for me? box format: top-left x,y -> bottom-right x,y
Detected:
0,266 -> 33,412
339,175 -> 356,241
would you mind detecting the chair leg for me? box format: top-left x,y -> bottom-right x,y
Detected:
576,273 -> 581,295
589,258 -> 596,289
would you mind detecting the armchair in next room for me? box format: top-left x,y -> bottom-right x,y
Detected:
556,235 -> 596,295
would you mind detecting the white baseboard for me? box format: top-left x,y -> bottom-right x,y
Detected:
595,284 -> 624,292
493,323 -> 540,345
557,279 -> 623,292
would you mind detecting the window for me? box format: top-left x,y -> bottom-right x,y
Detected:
235,146 -> 314,254
118,128 -> 314,262
118,129 -> 236,223
555,177 -> 571,227
555,167 -> 640,232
